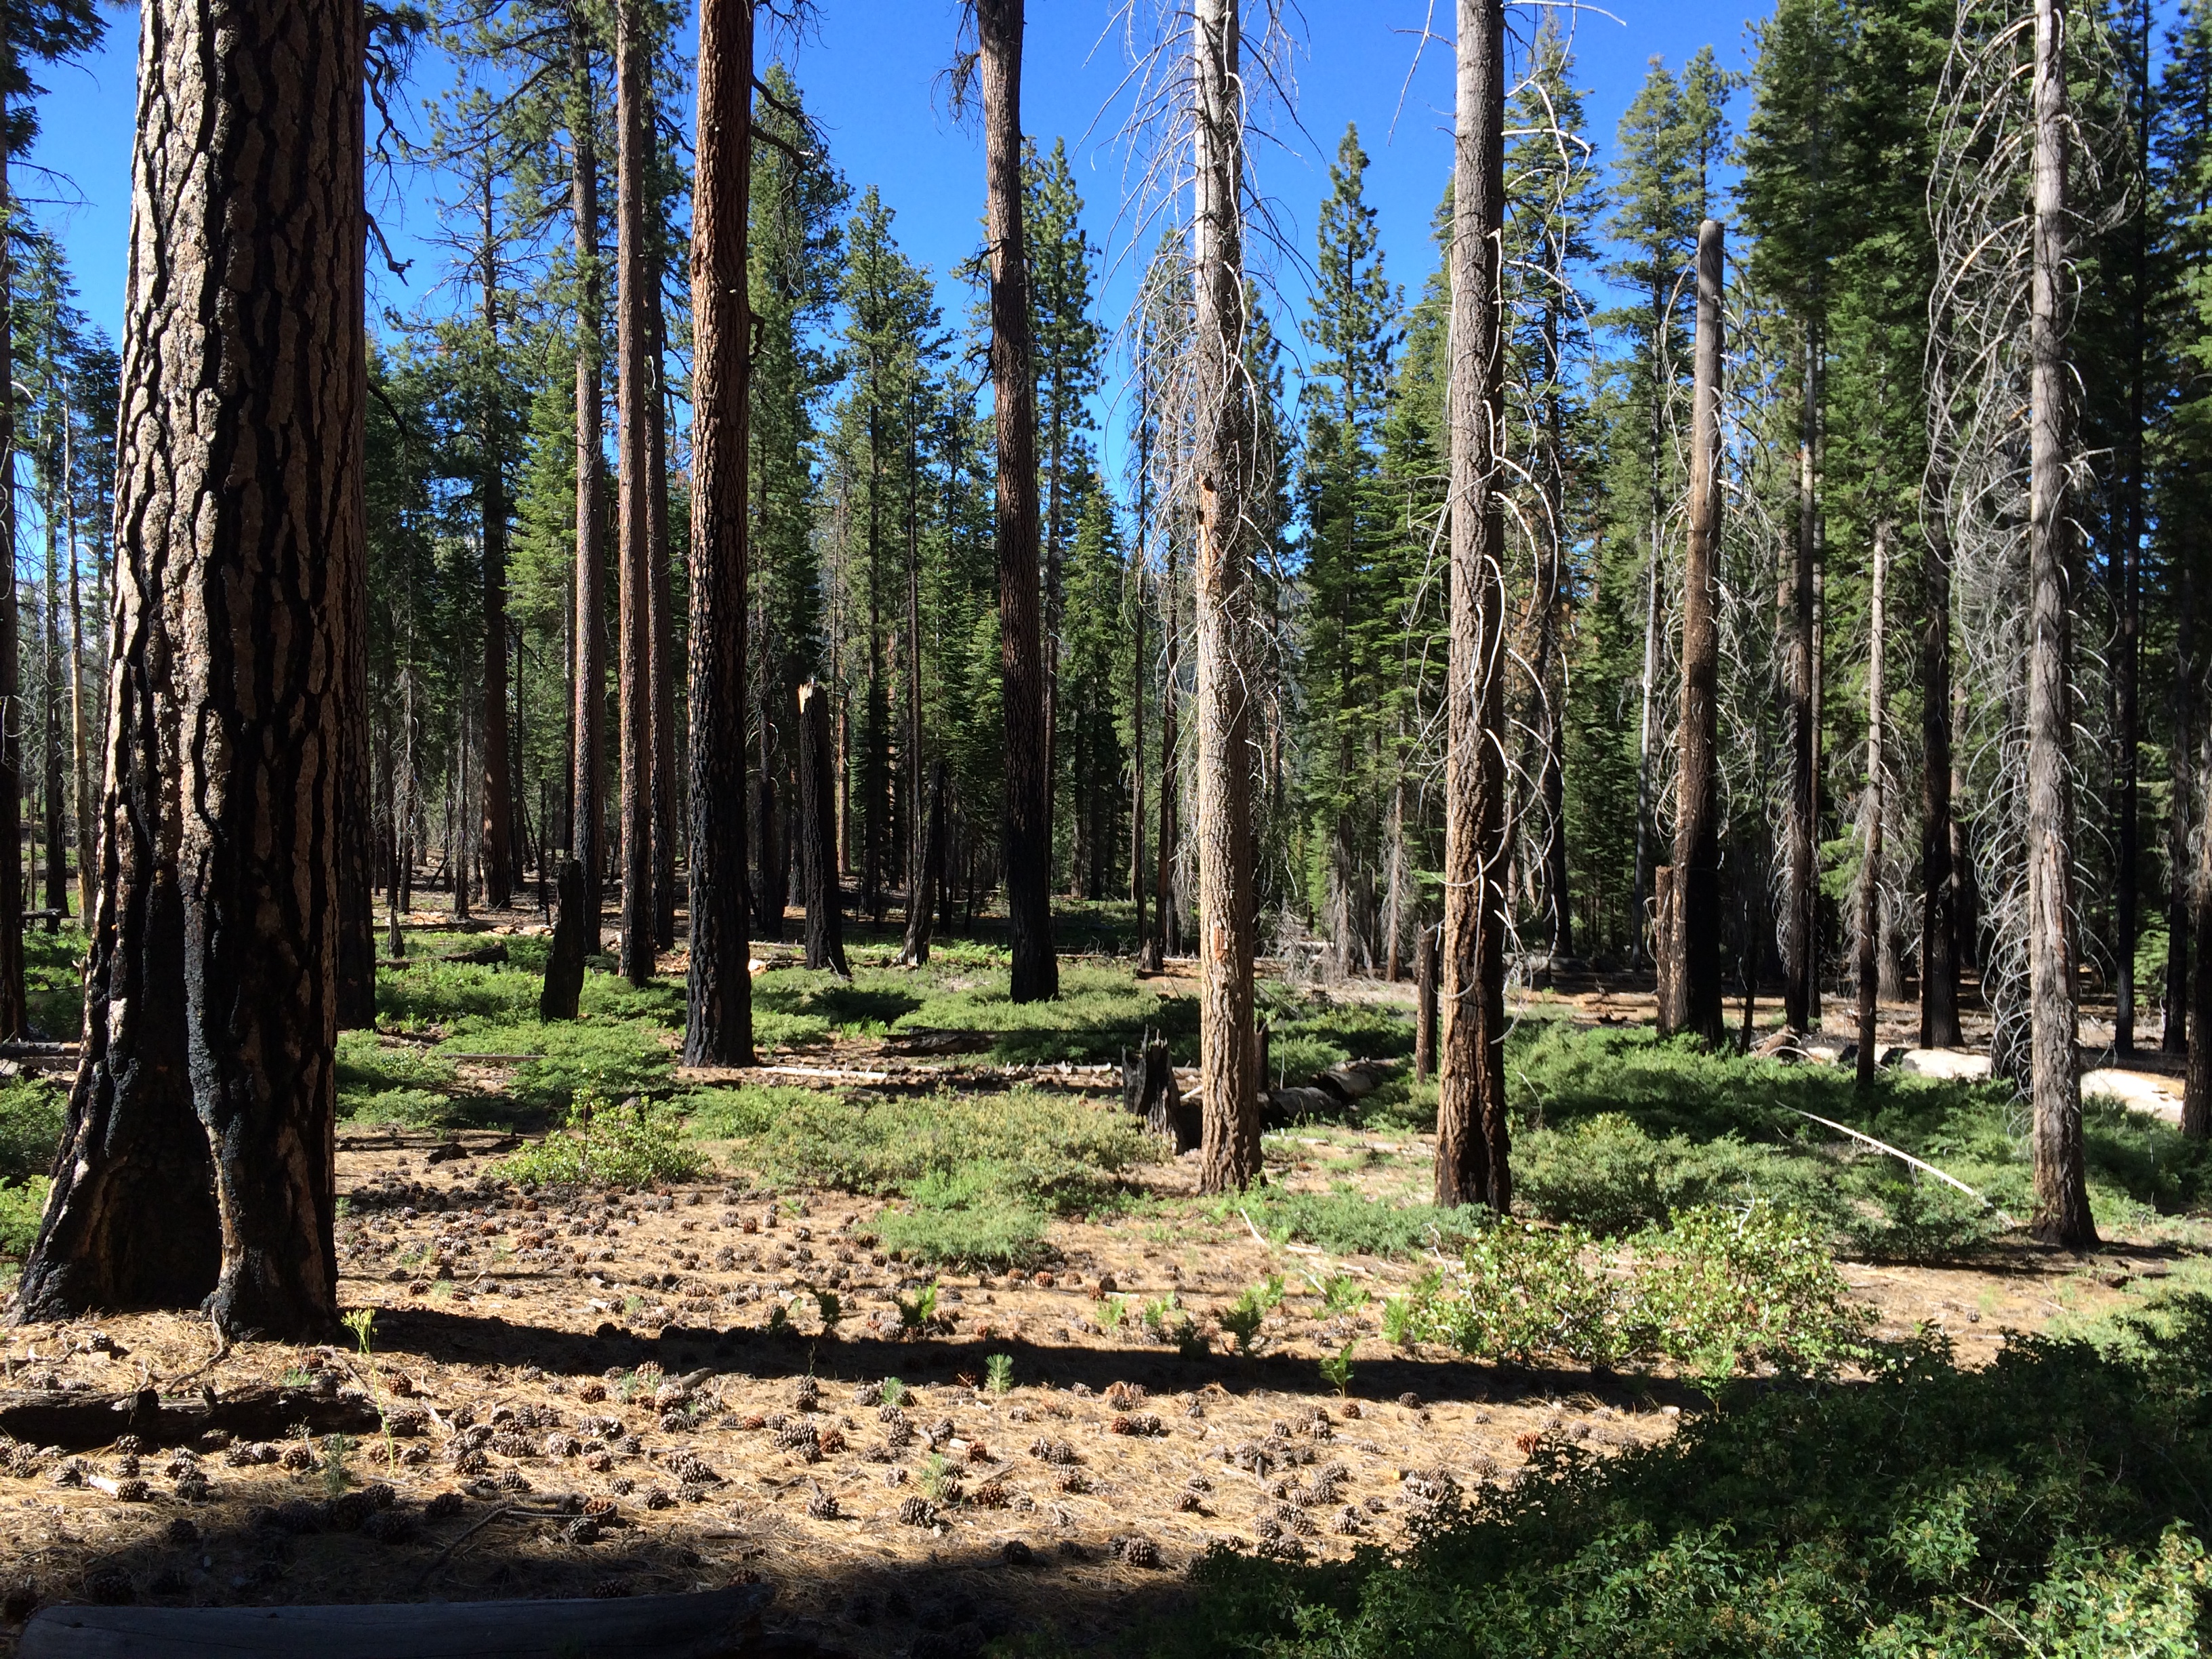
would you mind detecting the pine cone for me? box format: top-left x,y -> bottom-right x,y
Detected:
895,1496 -> 935,1527
804,1484 -> 840,1520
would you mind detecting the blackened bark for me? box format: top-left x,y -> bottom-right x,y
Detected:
1784,323 -> 1821,1034
42,506 -> 64,922
798,679 -> 847,977
902,762 -> 945,966
2167,551 -> 2194,1053
2185,712 -> 2212,1136
1660,219 -> 1725,1046
974,0 -> 1055,1004
615,0 -> 653,988
649,276 -> 676,954
571,14 -> 607,928
2026,0 -> 2094,1246
1192,0 -> 1257,1195
1415,922 -> 1437,1085
478,171 -> 513,912
1436,0 -> 1511,1214
683,0 -> 754,1065
21,0 -> 363,1336
540,859 -> 589,1021
1856,521 -> 1889,1090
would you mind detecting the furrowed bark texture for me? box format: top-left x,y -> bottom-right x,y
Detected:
478,173 -> 513,911
20,0 -> 363,1335
0,91 -> 22,1041
798,680 -> 847,977
615,0 -> 653,987
1856,522 -> 1889,1089
975,0 -> 1055,1004
1920,513 -> 1962,1046
2186,711 -> 2212,1137
570,17 -> 607,927
1784,324 -> 1820,1034
649,287 -> 676,951
683,0 -> 754,1067
1152,533 -> 1179,966
2026,0 -> 2094,1246
2165,550 -> 2193,1054
1660,218 -> 1725,1046
1191,0 -> 1258,1195
1435,0 -> 1511,1214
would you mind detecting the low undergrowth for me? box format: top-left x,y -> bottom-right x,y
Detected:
497,1090 -> 704,1189
1161,1296 -> 2212,1659
1221,1188 -> 1492,1260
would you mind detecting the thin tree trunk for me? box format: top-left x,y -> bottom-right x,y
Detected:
649,288 -> 676,952
1785,322 -> 1821,1033
2185,712 -> 2212,1136
571,13 -> 607,930
1436,0 -> 1510,1213
0,98 -> 24,1040
42,485 -> 64,922
478,168 -> 513,911
65,425 -> 91,925
899,414 -> 933,966
975,0 -> 1055,1003
615,0 -> 654,987
2026,0 -> 2094,1246
2114,8 -> 2148,1054
1660,219 -> 1725,1045
20,0 -> 362,1334
1153,531 -> 1179,965
453,708 -> 471,920
798,679 -> 848,977
1856,521 -> 1889,1089
1130,495 -> 1148,961
1191,0 -> 1258,1194
683,0 -> 754,1065
2167,548 -> 2194,1052
1921,511 -> 1962,1046
1415,922 -> 1437,1084
1536,280 -> 1570,960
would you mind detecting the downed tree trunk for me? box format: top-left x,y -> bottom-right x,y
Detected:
20,1584 -> 771,1659
442,941 -> 509,967
539,859 -> 590,1021
0,1384 -> 386,1451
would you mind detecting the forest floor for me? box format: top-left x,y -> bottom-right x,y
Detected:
0,901 -> 2208,1657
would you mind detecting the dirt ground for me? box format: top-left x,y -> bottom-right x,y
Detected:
0,1038 -> 2170,1658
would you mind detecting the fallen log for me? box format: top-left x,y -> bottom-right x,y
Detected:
20,1584 -> 773,1659
0,1384 -> 385,1450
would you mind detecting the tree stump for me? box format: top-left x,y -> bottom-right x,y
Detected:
1415,924 -> 1438,1084
1122,1031 -> 1196,1152
539,859 -> 590,1021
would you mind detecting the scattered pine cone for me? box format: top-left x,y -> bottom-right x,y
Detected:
279,1445 -> 316,1472
584,1452 -> 614,1473
804,1484 -> 840,1520
964,1439 -> 992,1465
50,1461 -> 85,1490
384,1410 -> 428,1437
496,1469 -> 529,1493
111,1478 -> 150,1504
583,1496 -> 617,1519
577,1382 -> 607,1404
1109,1534 -> 1160,1568
1109,1414 -> 1164,1437
112,1435 -> 144,1457
971,1480 -> 1010,1509
1103,1382 -> 1145,1410
1054,1471 -> 1088,1494
853,1382 -> 882,1407
563,1517 -> 601,1545
895,1496 -> 935,1527
1332,1505 -> 1365,1535
362,1509 -> 416,1544
590,1578 -> 631,1599
544,1435 -> 583,1459
83,1568 -> 134,1606
173,1473 -> 211,1504
817,1427 -> 846,1456
165,1518 -> 201,1547
609,1478 -> 636,1496
643,1487 -> 674,1511
424,1491 -> 467,1519
489,1433 -> 533,1459
794,1376 -> 821,1412
451,1450 -> 489,1475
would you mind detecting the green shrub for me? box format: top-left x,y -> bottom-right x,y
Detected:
438,1019 -> 672,1111
1225,1189 -> 1491,1258
1396,1204 -> 1877,1382
0,1078 -> 64,1183
1162,1298 -> 2212,1659
0,1177 -> 46,1260
497,1091 -> 704,1189
872,1184 -> 1050,1271
24,924 -> 85,1043
1515,1113 -> 1773,1235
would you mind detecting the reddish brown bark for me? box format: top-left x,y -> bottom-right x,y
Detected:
615,0 -> 654,987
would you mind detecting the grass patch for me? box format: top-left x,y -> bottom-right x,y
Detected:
434,1019 -> 672,1112
1223,1188 -> 1492,1259
0,1078 -> 64,1184
1165,1296 -> 2212,1659
690,1084 -> 1155,1212
24,924 -> 84,1042
0,1176 -> 46,1261
890,960 -> 1192,1063
498,1092 -> 704,1189
871,1170 -> 1051,1270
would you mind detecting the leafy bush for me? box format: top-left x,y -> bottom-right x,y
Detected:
1395,1204 -> 1877,1382
0,1177 -> 46,1261
871,1167 -> 1051,1270
438,1019 -> 672,1111
0,1078 -> 64,1183
690,1084 -> 1153,1211
1162,1298 -> 2212,1659
890,960 -> 1189,1063
498,1091 -> 704,1189
1225,1189 -> 1492,1258
1515,1113 -> 1773,1235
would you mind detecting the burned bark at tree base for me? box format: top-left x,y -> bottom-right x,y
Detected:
798,680 -> 848,979
539,859 -> 590,1023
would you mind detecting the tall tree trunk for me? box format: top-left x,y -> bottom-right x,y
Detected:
2026,0 -> 2095,1246
798,679 -> 848,976
2167,548 -> 2194,1053
65,426 -> 92,924
478,169 -> 513,911
1130,489 -> 1148,962
1660,218 -> 1725,1045
1921,512 -> 1962,1046
453,708 -> 471,920
975,0 -> 1055,1003
1784,321 -> 1821,1033
0,98 -> 22,1040
2114,7 -> 2148,1054
615,0 -> 654,987
684,0 -> 754,1065
571,14 -> 607,931
1153,531 -> 1180,965
2185,712 -> 2212,1136
649,278 -> 676,952
20,0 -> 361,1334
1856,521 -> 1890,1089
1191,0 -> 1258,1194
1536,281 -> 1571,960
42,491 -> 64,921
1436,0 -> 1510,1213
899,419 -> 933,966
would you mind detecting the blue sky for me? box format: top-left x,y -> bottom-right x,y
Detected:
22,1 -> 1771,434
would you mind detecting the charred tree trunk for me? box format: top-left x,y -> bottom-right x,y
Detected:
571,15 -> 608,930
615,0 -> 654,988
20,0 -> 363,1335
903,762 -> 945,967
2026,0 -> 2094,1247
649,283 -> 677,954
540,859 -> 589,1021
1130,512 -> 1148,963
798,680 -> 847,977
2115,24 -> 2148,1055
1151,532 -> 1180,967
64,428 -> 92,926
975,0 -> 1055,1004
1415,922 -> 1437,1084
899,452 -> 936,965
1435,0 -> 1511,1214
478,171 -> 513,912
1191,0 -> 1258,1195
2185,714 -> 2212,1137
0,103 -> 20,1042
1856,521 -> 1889,1090
682,0 -> 754,1067
1784,321 -> 1822,1034
41,496 -> 64,923
1660,219 -> 1725,1046
1921,512 -> 1963,1047
2167,550 -> 2194,1054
